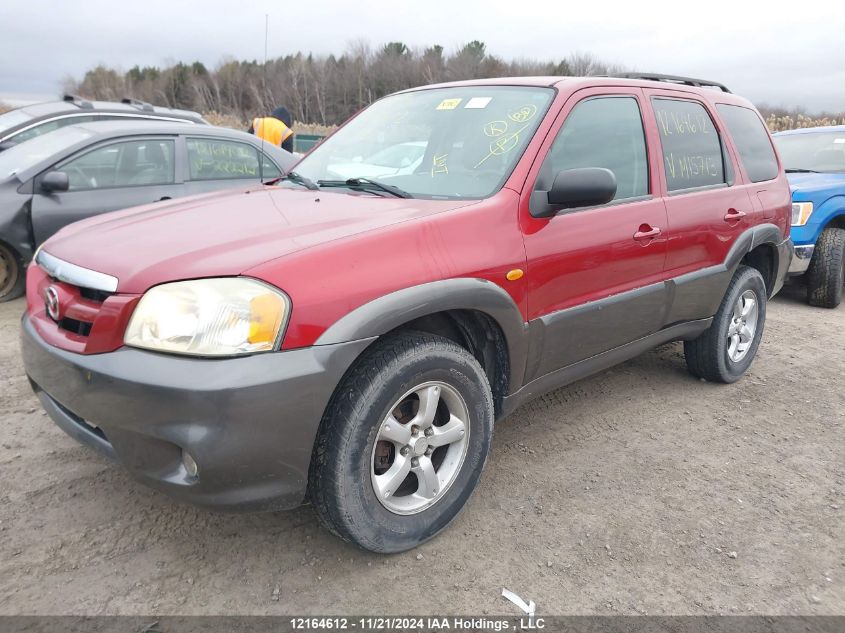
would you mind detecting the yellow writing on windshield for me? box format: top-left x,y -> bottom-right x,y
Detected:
431,153 -> 449,176
483,120 -> 508,137
473,104 -> 539,167
508,104 -> 538,124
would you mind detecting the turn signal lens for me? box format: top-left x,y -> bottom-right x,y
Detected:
791,202 -> 814,226
248,293 -> 285,345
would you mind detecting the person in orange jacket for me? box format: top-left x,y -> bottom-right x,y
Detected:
248,106 -> 294,153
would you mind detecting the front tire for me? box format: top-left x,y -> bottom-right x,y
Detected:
806,227 -> 845,308
309,331 -> 494,553
684,265 -> 767,383
0,241 -> 25,303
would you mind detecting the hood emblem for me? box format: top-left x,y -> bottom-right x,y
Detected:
45,286 -> 60,321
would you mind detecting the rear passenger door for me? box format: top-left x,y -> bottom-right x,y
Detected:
181,136 -> 282,196
521,88 -> 670,378
643,90 -> 754,323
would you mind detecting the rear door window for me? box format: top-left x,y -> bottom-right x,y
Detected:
187,138 -> 261,180
716,104 -> 778,182
652,98 -> 725,192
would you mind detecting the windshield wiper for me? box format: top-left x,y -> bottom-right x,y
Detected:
266,170 -> 320,190
317,177 -> 413,198
785,168 -> 819,173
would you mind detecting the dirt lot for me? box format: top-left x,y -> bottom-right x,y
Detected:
0,285 -> 842,616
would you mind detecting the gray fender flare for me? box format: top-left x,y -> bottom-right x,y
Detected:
724,223 -> 789,296
724,223 -> 783,269
315,278 -> 529,391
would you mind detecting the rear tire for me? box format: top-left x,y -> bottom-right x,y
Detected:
806,227 -> 845,309
684,265 -> 767,383
0,242 -> 25,303
309,331 -> 494,553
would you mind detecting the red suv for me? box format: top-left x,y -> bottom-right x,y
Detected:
21,75 -> 792,553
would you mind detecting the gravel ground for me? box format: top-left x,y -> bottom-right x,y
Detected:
0,284 -> 842,616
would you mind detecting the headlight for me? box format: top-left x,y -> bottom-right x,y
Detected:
124,278 -> 289,356
791,202 -> 814,226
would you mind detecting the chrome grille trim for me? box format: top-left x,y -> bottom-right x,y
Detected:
36,250 -> 118,293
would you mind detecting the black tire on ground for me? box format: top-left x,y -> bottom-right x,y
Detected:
684,265 -> 767,384
0,241 -> 25,303
806,227 -> 845,309
309,331 -> 494,553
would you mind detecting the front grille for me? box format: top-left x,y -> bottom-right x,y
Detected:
30,256 -> 135,355
79,287 -> 113,303
43,278 -> 108,339
58,316 -> 93,337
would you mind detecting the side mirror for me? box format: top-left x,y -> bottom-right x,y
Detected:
533,168 -> 617,218
40,171 -> 70,193
0,140 -> 16,153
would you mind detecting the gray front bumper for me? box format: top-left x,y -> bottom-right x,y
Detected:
21,315 -> 373,512
788,244 -> 814,275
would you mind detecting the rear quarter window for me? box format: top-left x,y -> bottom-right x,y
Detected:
716,104 -> 779,183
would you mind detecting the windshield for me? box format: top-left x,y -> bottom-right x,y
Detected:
366,143 -> 426,168
774,131 -> 845,173
0,108 -> 34,137
293,86 -> 555,199
0,125 -> 93,179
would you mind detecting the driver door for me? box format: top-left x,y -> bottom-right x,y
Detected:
521,88 -> 670,379
30,136 -> 182,246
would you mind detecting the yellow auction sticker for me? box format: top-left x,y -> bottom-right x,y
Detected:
436,98 -> 462,110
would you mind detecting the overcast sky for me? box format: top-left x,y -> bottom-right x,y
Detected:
1,0 -> 843,112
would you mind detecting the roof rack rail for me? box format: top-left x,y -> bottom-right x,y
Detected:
610,73 -> 731,93
121,97 -> 155,113
62,94 -> 94,109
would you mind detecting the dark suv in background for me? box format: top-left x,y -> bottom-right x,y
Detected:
0,95 -> 207,152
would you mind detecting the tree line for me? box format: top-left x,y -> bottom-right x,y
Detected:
63,42 -> 625,126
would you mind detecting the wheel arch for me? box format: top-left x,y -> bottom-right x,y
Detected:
821,211 -> 845,231
726,223 -> 788,298
315,278 -> 529,413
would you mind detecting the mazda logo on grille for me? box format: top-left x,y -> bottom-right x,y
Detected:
45,286 -> 60,321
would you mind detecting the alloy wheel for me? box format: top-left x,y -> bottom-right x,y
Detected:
727,289 -> 758,363
370,381 -> 470,515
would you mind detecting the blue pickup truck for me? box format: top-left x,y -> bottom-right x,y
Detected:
773,126 -> 845,308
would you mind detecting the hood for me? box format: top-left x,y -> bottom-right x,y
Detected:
43,185 -> 474,293
787,172 -> 845,201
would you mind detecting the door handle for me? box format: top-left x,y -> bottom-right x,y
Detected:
724,208 -> 746,222
156,196 -> 172,202
633,224 -> 662,242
